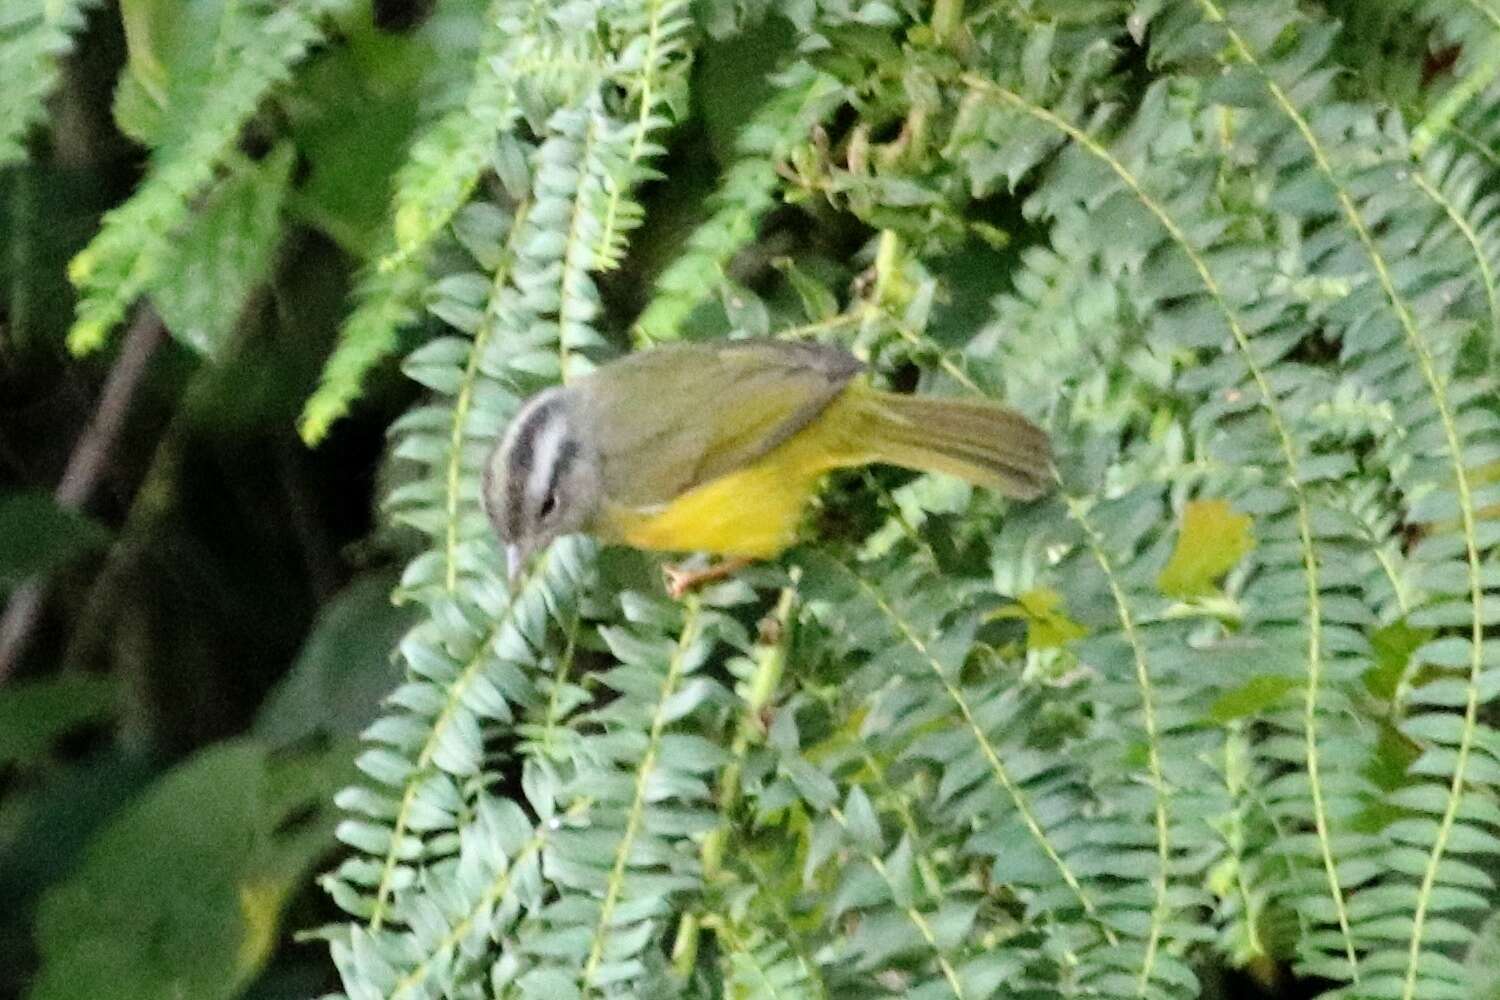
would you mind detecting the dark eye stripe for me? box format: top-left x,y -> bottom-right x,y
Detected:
542,438 -> 579,513
503,397 -> 560,539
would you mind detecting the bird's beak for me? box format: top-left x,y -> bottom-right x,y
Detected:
506,544 -> 525,589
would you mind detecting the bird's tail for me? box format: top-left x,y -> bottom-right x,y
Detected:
851,389 -> 1053,500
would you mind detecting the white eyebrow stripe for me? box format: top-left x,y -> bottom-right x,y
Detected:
526,407 -> 569,504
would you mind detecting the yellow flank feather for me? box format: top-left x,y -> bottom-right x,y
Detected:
598,380 -> 1052,558
602,390 -> 866,557
604,418 -> 832,558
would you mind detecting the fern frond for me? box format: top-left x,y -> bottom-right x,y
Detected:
1405,0 -> 1500,157
958,46 -> 1373,988
298,0 -> 599,444
593,0 -> 693,270
633,63 -> 843,343
1409,147 -> 1500,347
1413,93 -> 1500,373
66,0 -> 348,356
329,793 -> 586,998
386,0 -> 538,268
505,596 -> 737,994
719,926 -> 826,1000
0,0 -> 101,165
148,146 -> 295,355
319,1 -> 1500,997
325,2 -> 706,994
796,552 -> 1123,987
297,254 -> 429,448
1168,2 -> 1500,994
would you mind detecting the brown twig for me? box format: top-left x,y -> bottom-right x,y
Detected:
0,308 -> 166,683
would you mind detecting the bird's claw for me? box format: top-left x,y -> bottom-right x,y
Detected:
663,558 -> 752,599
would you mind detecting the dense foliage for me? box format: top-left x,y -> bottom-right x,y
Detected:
4,0 -> 1500,998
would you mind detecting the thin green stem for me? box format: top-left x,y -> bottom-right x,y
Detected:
368,550 -> 551,931
1192,6 -> 1487,993
581,598 -> 704,991
445,199 -> 531,593
1067,496 -> 1172,995
832,559 -> 1117,946
962,69 -> 1355,978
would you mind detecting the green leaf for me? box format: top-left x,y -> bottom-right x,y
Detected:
148,145 -> 295,357
1156,499 -> 1255,598
0,749 -> 156,922
0,0 -> 101,166
28,740 -> 346,1000
115,0 -> 201,139
254,571 -> 419,747
283,2 -> 488,252
772,255 -> 839,321
1363,619 -> 1433,703
0,675 -> 115,766
1468,911 -> 1500,1000
1357,719 -> 1422,825
0,490 -> 111,591
1209,674 -> 1300,724
114,0 -> 263,145
67,0 -> 345,356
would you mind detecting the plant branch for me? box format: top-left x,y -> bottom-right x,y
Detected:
0,307 -> 166,684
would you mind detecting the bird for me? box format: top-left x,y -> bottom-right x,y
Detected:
482,338 -> 1051,594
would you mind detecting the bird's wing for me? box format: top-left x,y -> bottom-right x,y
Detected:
585,339 -> 862,507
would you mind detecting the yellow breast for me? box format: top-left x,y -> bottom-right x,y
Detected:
600,392 -> 864,559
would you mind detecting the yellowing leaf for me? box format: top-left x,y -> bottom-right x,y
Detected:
1157,499 -> 1255,598
994,587 -> 1087,650
235,876 -> 289,982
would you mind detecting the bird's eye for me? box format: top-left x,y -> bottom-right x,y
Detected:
538,491 -> 557,520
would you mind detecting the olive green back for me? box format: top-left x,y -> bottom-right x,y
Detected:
573,339 -> 862,508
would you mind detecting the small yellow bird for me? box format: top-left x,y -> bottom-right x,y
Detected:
483,338 -> 1051,588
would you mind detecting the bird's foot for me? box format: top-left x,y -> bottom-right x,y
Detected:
663,557 -> 752,599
